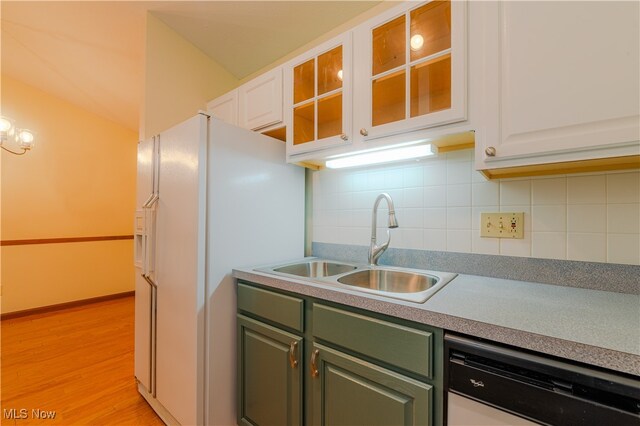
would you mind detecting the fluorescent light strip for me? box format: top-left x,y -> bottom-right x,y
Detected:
325,144 -> 437,169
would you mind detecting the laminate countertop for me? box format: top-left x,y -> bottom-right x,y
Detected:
233,260 -> 640,376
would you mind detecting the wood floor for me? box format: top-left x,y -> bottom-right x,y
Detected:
1,296 -> 165,425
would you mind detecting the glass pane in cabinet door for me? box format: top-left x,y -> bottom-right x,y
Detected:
318,92 -> 342,140
410,54 -> 451,117
372,15 -> 406,76
294,59 -> 315,104
318,46 -> 343,96
372,70 -> 406,127
410,0 -> 451,62
293,101 -> 315,145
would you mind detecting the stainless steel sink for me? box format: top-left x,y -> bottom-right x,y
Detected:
256,259 -> 457,303
337,269 -> 438,293
270,261 -> 357,278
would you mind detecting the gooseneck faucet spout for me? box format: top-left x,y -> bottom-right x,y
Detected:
369,193 -> 399,266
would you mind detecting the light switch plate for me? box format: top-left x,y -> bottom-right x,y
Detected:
480,212 -> 524,239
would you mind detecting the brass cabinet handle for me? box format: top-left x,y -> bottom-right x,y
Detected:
360,128 -> 368,136
340,133 -> 348,141
310,349 -> 320,378
485,146 -> 496,157
289,341 -> 298,369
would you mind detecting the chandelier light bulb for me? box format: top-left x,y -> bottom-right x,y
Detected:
0,117 -> 13,133
410,34 -> 424,51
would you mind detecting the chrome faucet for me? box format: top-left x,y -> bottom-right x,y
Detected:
368,193 -> 399,266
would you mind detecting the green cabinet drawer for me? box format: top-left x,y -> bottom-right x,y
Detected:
312,303 -> 433,378
238,283 -> 304,332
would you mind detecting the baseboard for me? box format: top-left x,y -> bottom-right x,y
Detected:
1,291 -> 135,320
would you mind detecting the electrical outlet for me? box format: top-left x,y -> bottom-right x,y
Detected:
480,212 -> 524,239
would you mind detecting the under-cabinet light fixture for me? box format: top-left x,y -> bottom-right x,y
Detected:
1,116 -> 35,156
325,143 -> 437,169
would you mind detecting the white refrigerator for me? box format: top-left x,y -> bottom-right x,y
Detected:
133,113 -> 304,425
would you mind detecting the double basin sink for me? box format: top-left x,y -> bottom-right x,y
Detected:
256,259 -> 457,303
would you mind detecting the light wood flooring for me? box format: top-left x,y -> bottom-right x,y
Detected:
1,296 -> 165,425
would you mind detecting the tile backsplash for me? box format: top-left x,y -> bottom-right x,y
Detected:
310,150 -> 640,265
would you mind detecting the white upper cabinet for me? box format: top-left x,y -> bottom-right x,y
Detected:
476,1 -> 640,172
207,90 -> 238,126
353,0 -> 467,142
285,33 -> 353,156
238,67 -> 283,131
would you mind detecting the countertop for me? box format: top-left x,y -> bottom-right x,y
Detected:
233,260 -> 640,376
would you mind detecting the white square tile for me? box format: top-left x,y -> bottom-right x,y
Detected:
401,208 -> 423,228
338,192 -> 354,210
401,229 -> 423,249
325,226 -> 341,243
567,233 -> 606,262
472,233 -> 500,255
447,184 -> 471,207
531,232 -> 567,260
447,161 -> 472,185
531,205 -> 566,232
567,175 -> 606,204
567,204 -> 606,233
446,230 -> 472,253
389,228 -> 404,248
403,166 -> 424,188
337,172 -> 354,193
424,185 -> 447,207
352,172 -> 369,191
353,227 -> 370,245
338,210 -> 354,227
368,171 -> 386,190
500,180 -> 531,206
608,204 -> 640,234
423,163 -> 447,186
384,169 -> 404,189
352,209 -> 370,227
531,177 -> 567,205
472,182 -> 499,206
607,233 -> 640,265
325,210 -> 339,227
499,235 -> 532,257
404,187 -> 424,208
472,206 -> 499,230
447,207 -> 471,230
607,172 -> 640,203
424,229 -> 447,251
424,208 -> 447,229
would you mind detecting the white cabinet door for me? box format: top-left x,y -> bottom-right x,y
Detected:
353,0 -> 467,143
285,32 -> 353,157
239,67 -> 283,131
207,90 -> 238,126
476,1 -> 640,171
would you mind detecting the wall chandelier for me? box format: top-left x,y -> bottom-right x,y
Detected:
1,116 -> 35,155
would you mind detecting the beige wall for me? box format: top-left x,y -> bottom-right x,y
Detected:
143,14 -> 239,138
1,75 -> 138,313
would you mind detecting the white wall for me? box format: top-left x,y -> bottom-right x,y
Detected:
311,149 -> 640,265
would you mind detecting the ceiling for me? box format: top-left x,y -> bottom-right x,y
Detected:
1,1 -> 380,132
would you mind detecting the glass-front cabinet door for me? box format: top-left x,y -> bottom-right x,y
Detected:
355,0 -> 466,142
286,33 -> 352,156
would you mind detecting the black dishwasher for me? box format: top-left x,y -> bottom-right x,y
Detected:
444,333 -> 640,426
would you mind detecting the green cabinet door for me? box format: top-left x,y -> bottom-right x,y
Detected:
310,342 -> 433,426
237,314 -> 303,426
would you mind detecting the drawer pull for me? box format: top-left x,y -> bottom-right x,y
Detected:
289,341 -> 298,369
485,146 -> 496,157
310,349 -> 320,378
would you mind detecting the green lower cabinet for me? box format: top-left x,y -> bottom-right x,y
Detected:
310,342 -> 433,426
237,314 -> 303,426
